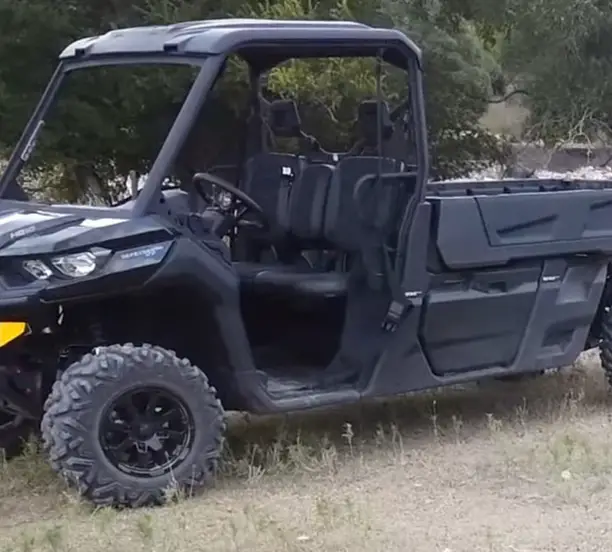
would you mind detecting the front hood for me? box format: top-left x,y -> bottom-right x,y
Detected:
0,207 -> 172,257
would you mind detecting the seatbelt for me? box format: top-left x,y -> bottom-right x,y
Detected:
276,164 -> 295,232
380,242 -> 411,332
270,163 -> 299,264
381,198 -> 421,332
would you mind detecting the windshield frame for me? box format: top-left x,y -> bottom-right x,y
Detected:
0,54 -> 220,216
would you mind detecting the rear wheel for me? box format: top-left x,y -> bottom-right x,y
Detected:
599,304 -> 612,387
41,343 -> 226,507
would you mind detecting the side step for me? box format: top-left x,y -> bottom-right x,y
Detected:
257,365 -> 360,398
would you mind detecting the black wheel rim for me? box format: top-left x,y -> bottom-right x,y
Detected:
99,387 -> 194,478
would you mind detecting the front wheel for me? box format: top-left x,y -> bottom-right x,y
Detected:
40,343 -> 226,507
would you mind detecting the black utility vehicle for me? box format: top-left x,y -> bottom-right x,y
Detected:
0,19 -> 612,507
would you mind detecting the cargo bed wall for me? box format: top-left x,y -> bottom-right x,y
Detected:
429,187 -> 612,269
420,257 -> 607,376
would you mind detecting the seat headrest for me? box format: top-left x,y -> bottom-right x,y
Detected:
357,100 -> 394,146
268,99 -> 302,138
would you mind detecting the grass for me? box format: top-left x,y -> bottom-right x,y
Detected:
1,349 -> 612,551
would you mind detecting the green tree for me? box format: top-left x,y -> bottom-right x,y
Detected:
0,0 -> 509,199
501,0 -> 612,145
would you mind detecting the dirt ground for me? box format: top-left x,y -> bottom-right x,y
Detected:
1,349 -> 612,551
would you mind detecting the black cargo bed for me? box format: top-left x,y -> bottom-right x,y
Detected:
426,178 -> 612,269
426,177 -> 612,198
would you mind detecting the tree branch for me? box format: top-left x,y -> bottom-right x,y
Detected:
487,89 -> 530,104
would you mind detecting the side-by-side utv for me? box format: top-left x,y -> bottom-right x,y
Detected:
1,19 -> 612,507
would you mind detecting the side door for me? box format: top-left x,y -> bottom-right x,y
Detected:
360,172 -> 433,397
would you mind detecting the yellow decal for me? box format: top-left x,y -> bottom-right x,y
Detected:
0,322 -> 27,347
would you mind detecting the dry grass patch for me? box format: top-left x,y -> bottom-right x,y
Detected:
2,352 -> 612,551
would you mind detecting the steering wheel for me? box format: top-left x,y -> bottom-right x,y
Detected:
192,172 -> 269,233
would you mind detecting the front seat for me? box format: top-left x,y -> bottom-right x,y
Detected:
234,99 -> 404,300
235,161 -> 348,299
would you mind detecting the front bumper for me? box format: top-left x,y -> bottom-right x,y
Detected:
0,321 -> 29,347
0,276 -> 62,362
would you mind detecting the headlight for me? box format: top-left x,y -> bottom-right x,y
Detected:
22,259 -> 52,280
51,251 -> 98,278
23,248 -> 111,280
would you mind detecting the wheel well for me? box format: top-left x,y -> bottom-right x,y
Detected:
57,288 -> 234,404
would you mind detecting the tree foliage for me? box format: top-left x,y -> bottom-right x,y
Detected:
0,0 -> 514,199
501,0 -> 612,145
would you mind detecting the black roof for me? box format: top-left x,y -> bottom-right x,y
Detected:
59,18 -> 422,67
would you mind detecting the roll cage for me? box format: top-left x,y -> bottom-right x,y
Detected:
0,19 -> 428,215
